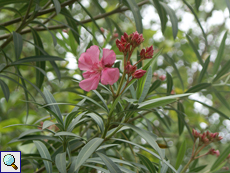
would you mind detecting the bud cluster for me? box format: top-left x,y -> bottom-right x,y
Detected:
116,31 -> 145,55
115,32 -> 155,80
192,129 -> 223,145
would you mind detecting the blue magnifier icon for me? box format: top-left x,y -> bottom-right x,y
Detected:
3,154 -> 18,170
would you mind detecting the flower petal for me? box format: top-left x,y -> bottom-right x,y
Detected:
101,68 -> 120,85
79,73 -> 100,91
78,45 -> 100,71
101,48 -> 116,67
82,71 -> 98,79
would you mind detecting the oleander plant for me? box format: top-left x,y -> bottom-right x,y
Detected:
1,0 -> 230,173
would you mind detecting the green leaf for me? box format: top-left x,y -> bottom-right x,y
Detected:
150,0 -> 167,34
195,0 -> 202,11
112,138 -> 178,173
30,21 -> 57,47
68,138 -> 104,172
164,54 -> 184,90
19,129 -> 43,138
159,2 -> 178,39
185,83 -> 211,93
137,153 -> 156,173
92,90 -> 109,112
0,0 -> 28,6
78,2 -> 106,39
52,0 -> 61,14
83,164 -> 110,173
54,131 -> 81,138
55,152 -> 66,173
109,95 -> 121,115
148,79 -> 162,94
61,8 -> 80,44
11,56 -> 63,65
166,72 -> 173,95
198,56 -> 210,83
43,88 -> 63,125
96,152 -> 122,173
177,102 -> 185,135
34,140 -> 52,173
211,144 -> 230,171
143,49 -> 162,71
191,99 -> 230,119
138,93 -> 191,109
175,141 -> 186,169
30,27 -> 46,89
213,31 -> 228,74
183,0 -> 207,45
13,31 -> 23,60
0,79 -> 10,101
111,19 -> 123,37
139,67 -> 152,102
64,99 -> 85,129
42,121 -> 55,130
67,115 -> 87,132
87,113 -> 104,133
213,88 -> 230,111
189,165 -> 207,172
79,94 -> 108,112
122,123 -> 164,159
213,60 -> 230,82
49,61 -> 61,81
9,135 -> 60,143
124,0 -> 143,33
186,34 -> 203,66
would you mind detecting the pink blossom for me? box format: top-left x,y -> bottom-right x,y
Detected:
78,45 -> 120,91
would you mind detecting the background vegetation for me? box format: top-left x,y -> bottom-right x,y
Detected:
0,0 -> 230,172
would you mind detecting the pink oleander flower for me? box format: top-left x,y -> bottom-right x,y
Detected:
132,69 -> 146,79
78,45 -> 120,91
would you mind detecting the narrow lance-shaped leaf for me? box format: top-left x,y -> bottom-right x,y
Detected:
43,88 -> 63,125
213,31 -> 228,74
166,72 -> 173,95
185,83 -> 211,93
198,56 -> 210,83
139,66 -> 152,102
164,54 -> 184,90
52,0 -> 61,14
175,141 -> 186,169
87,113 -> 104,133
68,138 -> 104,172
31,27 -> 46,89
148,79 -> 162,94
177,102 -> 185,135
34,140 -> 52,173
213,88 -> 230,111
61,8 -> 80,44
55,152 -> 66,173
137,153 -> 156,173
96,152 -> 122,173
151,0 -> 167,34
13,32 -> 23,60
186,34 -> 203,66
213,60 -> 230,82
0,79 -> 10,102
159,2 -> 178,39
124,0 -> 143,33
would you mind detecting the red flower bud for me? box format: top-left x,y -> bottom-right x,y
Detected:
132,69 -> 146,79
126,61 -> 137,74
100,27 -> 105,33
209,148 -> 220,157
112,33 -> 119,38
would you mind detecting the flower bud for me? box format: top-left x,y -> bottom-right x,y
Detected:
125,61 -> 137,74
100,27 -> 105,33
159,75 -> 166,81
132,69 -> 146,79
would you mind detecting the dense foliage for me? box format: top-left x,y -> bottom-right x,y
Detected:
1,0 -> 230,172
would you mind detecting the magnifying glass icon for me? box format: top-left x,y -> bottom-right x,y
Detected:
3,154 -> 18,170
